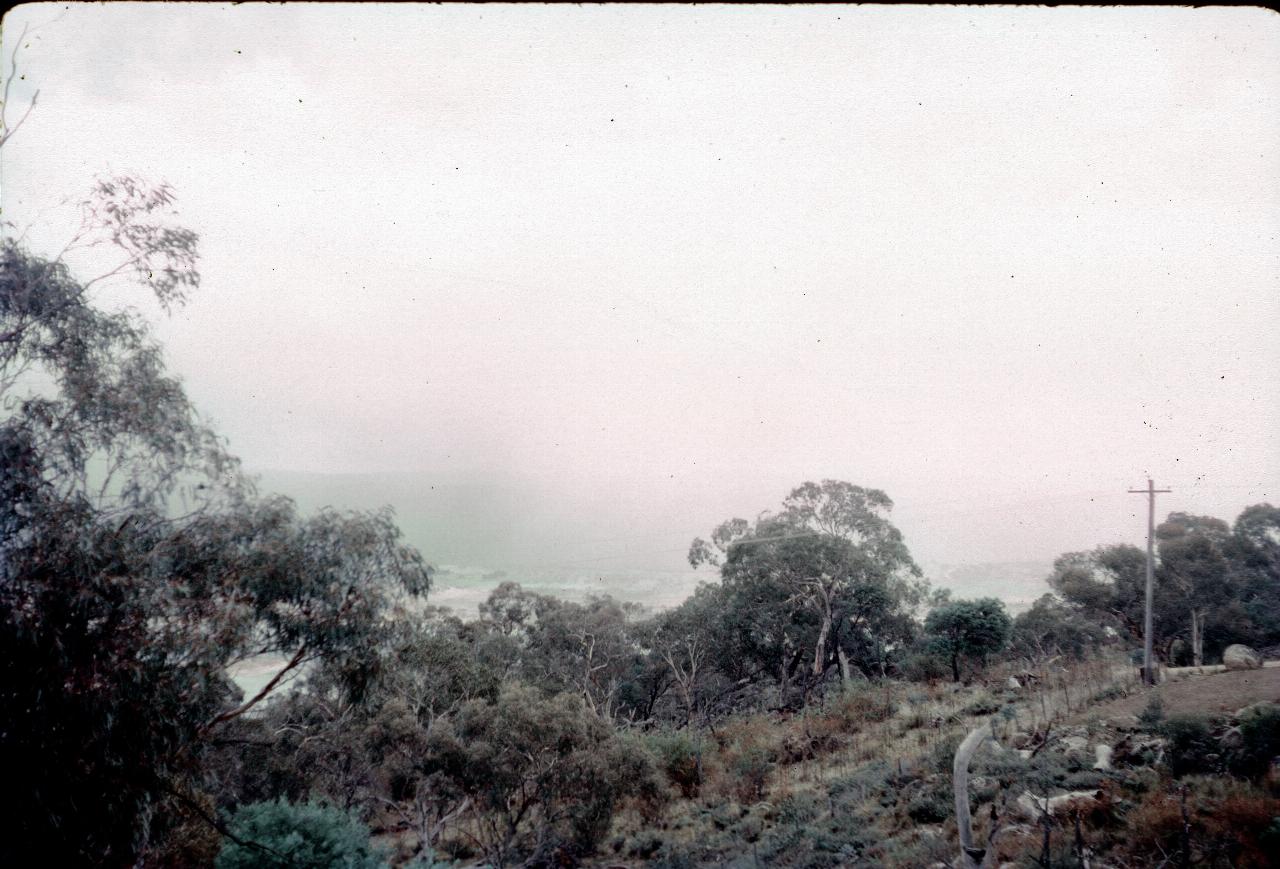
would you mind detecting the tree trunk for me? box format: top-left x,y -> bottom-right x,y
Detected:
837,647 -> 852,685
779,645 -> 792,701
812,612 -> 832,679
953,724 -> 998,868
1190,609 -> 1203,668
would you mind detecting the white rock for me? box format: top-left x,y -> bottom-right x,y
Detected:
1007,676 -> 1022,690
1094,744 -> 1113,770
1061,735 -> 1089,753
1223,644 -> 1263,671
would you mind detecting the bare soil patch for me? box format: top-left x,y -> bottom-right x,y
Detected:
1075,665 -> 1280,722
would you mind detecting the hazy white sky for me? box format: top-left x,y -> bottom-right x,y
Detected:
3,4 -> 1278,573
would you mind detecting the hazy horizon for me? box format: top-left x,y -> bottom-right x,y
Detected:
3,4 -> 1277,612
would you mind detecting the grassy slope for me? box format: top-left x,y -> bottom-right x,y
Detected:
588,660 -> 1280,869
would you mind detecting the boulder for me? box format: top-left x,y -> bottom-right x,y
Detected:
1234,701 -> 1278,722
1223,644 -> 1263,671
1220,726 -> 1244,750
1007,676 -> 1022,690
1110,714 -> 1142,733
1060,735 -> 1089,753
1094,744 -> 1113,771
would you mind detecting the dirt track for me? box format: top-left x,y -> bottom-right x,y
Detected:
1075,664 -> 1280,722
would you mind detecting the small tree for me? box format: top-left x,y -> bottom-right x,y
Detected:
924,598 -> 1011,682
215,800 -> 388,869
1010,593 -> 1108,666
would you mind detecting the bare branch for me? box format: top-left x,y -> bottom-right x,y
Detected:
201,645 -> 309,733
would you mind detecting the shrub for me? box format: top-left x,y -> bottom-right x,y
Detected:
828,682 -> 896,727
647,730 -> 704,798
960,690 -> 1001,716
1121,779 -> 1280,869
1229,705 -> 1280,782
1092,684 -> 1127,703
906,790 -> 951,823
730,744 -> 772,804
897,651 -> 951,683
215,799 -> 387,869
929,733 -> 964,775
1138,694 -> 1165,729
1161,714 -> 1217,777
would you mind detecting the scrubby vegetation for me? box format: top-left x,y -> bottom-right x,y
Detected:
4,153 -> 1280,867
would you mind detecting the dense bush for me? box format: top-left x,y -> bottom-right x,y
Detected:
427,684 -> 660,866
1161,714 -> 1217,778
827,682 -> 897,726
215,800 -> 387,869
647,730 -> 705,798
729,744 -> 773,804
895,650 -> 952,682
1229,704 -> 1280,782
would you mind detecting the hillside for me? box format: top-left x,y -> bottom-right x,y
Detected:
540,663 -> 1280,869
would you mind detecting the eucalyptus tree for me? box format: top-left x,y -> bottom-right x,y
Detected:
1,177 -> 431,864
923,597 -> 1012,682
689,480 -> 923,701
1155,512 -> 1233,666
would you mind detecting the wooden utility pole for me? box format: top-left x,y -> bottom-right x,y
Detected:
1128,478 -> 1170,685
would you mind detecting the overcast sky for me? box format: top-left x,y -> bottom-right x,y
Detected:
3,4 -> 1278,574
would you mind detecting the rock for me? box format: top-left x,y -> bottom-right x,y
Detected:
1223,644 -> 1263,671
1094,744 -> 1113,770
1220,726 -> 1244,749
1007,676 -> 1023,690
1234,701 -> 1278,721
1111,733 -> 1167,767
1061,735 -> 1089,753
1015,789 -> 1100,819
1110,714 -> 1142,732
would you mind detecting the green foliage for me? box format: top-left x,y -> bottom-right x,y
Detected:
924,597 -> 1011,681
425,684 -> 660,866
1160,714 -> 1217,777
1229,704 -> 1280,781
215,800 -> 387,869
646,730 -> 705,797
687,480 -> 924,701
960,689 -> 1002,716
895,649 -> 951,682
1,183 -> 429,865
905,790 -> 951,823
828,681 -> 897,726
1138,694 -> 1165,729
1092,684 -> 1128,703
1011,593 -> 1109,663
729,744 -> 774,804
